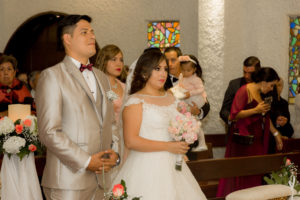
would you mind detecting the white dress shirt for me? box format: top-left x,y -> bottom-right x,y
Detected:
70,57 -> 97,100
70,56 -> 96,171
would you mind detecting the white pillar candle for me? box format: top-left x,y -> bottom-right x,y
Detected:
8,104 -> 31,122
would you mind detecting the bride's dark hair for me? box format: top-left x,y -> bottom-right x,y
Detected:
129,49 -> 168,95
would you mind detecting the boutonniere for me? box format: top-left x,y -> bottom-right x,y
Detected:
106,90 -> 119,101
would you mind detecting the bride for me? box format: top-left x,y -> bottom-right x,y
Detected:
111,49 -> 207,199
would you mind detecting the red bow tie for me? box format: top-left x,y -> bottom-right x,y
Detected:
79,63 -> 93,72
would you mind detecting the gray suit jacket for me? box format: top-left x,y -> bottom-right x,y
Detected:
36,56 -> 114,190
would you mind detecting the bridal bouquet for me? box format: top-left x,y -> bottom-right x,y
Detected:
0,116 -> 43,160
106,180 -> 141,200
168,111 -> 200,171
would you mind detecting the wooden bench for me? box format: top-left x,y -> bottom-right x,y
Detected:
187,152 -> 300,200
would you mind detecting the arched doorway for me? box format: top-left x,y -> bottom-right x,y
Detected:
4,11 -> 99,74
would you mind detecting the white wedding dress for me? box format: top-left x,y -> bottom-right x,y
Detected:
112,93 -> 207,200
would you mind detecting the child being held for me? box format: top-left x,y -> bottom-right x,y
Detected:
172,55 -> 208,152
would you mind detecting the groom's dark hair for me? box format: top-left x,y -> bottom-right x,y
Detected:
57,14 -> 92,50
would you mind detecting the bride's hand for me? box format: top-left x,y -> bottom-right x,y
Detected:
167,141 -> 190,154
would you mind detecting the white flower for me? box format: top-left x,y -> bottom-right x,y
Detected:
22,115 -> 38,136
3,136 -> 26,154
0,117 -> 15,135
106,90 -> 119,101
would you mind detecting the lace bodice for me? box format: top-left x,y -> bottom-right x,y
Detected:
124,93 -> 179,141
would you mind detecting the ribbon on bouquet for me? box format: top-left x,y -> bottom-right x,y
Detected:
289,175 -> 296,200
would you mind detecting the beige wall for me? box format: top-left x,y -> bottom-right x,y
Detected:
0,0 -> 198,65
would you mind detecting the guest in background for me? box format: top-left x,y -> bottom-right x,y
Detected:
175,55 -> 208,152
217,67 -> 283,197
220,56 -> 261,125
0,55 -> 34,117
268,78 -> 293,153
95,44 -> 124,164
28,70 -> 41,100
164,47 -> 210,120
95,44 -> 125,125
17,71 -> 29,87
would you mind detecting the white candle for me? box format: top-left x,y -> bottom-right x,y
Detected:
8,104 -> 31,122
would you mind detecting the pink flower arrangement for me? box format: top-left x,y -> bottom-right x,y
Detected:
23,119 -> 32,127
28,144 -> 37,152
168,111 -> 200,171
15,125 -> 23,134
112,184 -> 125,198
107,180 -> 140,200
0,115 -> 43,160
177,101 -> 191,114
168,112 -> 199,144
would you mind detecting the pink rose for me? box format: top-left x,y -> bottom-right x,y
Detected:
28,144 -> 37,152
15,125 -> 23,134
286,158 -> 291,166
112,184 -> 124,197
23,119 -> 32,127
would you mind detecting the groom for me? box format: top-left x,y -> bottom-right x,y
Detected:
36,15 -> 119,199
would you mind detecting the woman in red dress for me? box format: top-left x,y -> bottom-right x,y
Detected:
0,55 -> 34,117
217,67 -> 283,197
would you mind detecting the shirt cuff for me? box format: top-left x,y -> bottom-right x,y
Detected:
198,108 -> 204,120
78,156 -> 91,172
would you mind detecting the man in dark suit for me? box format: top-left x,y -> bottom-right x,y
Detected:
164,47 -> 210,119
219,56 -> 261,125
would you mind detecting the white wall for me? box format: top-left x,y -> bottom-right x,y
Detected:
198,0 -> 300,135
0,0 -> 198,65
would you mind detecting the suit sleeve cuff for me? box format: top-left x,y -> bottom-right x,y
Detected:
198,108 -> 204,120
78,156 -> 91,172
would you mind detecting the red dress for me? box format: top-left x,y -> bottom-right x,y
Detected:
0,78 -> 34,112
217,84 -> 270,197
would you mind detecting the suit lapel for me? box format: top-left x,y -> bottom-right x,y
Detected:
63,56 -> 96,104
93,69 -> 108,120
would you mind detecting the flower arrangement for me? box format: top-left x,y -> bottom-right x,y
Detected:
0,116 -> 43,160
168,111 -> 200,170
107,90 -> 119,101
106,180 -> 141,200
264,157 -> 300,193
177,101 -> 191,114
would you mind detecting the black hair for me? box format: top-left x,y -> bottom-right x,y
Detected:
130,50 -> 168,94
180,55 -> 203,81
0,55 -> 18,70
243,56 -> 261,71
164,47 -> 182,57
251,67 -> 280,83
57,15 -> 92,50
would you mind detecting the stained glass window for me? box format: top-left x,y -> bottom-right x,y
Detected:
289,17 -> 300,103
147,21 -> 180,51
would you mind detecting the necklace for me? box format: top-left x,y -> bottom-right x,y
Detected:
111,81 -> 118,89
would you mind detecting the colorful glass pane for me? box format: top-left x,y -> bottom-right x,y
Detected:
289,16 -> 300,103
147,21 -> 180,51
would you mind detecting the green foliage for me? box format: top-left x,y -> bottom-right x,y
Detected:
264,157 -> 300,192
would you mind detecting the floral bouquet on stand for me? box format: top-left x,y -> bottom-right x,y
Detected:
105,179 -> 141,200
0,115 -> 43,200
168,111 -> 200,171
0,116 -> 43,159
264,157 -> 300,199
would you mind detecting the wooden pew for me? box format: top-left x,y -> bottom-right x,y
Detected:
187,152 -> 300,200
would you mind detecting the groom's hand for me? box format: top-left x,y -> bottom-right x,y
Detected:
87,151 -> 110,172
95,149 -> 119,174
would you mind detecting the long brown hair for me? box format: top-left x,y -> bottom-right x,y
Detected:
95,44 -> 123,73
130,50 -> 168,94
